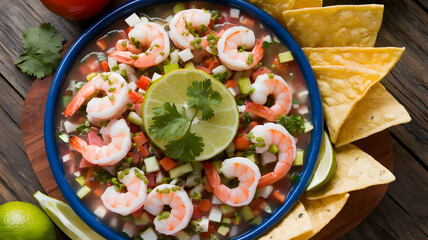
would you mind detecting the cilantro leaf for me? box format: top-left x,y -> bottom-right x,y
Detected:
149,102 -> 189,140
276,115 -> 305,136
15,23 -> 65,79
186,79 -> 222,120
164,130 -> 204,161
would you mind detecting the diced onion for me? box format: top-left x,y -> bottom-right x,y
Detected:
125,13 -> 141,27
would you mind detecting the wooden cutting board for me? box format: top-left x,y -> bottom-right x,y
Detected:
21,66 -> 393,240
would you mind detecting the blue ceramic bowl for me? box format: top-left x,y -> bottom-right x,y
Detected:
44,0 -> 323,239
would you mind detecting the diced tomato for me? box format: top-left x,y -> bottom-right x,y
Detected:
101,60 -> 109,72
85,169 -> 99,188
204,180 -> 213,193
137,75 -> 151,91
159,156 -> 177,171
203,56 -> 220,71
125,119 -> 140,134
273,190 -> 286,203
138,145 -> 150,158
134,103 -> 142,117
125,27 -> 132,36
197,199 -> 211,212
192,204 -> 203,219
127,151 -> 141,164
79,58 -> 101,76
145,172 -> 156,188
201,222 -> 217,239
87,129 -> 104,147
97,40 -> 107,51
251,67 -> 271,82
195,65 -> 212,74
93,187 -> 104,197
128,91 -> 144,104
233,134 -> 250,151
131,208 -> 143,219
133,132 -> 149,147
225,80 -> 237,88
239,16 -> 255,27
273,58 -> 287,71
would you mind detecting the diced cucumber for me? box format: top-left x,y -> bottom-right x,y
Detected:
86,72 -> 98,81
169,163 -> 193,179
218,225 -> 230,236
246,153 -> 259,164
191,161 -> 203,172
304,121 -> 314,132
211,160 -> 222,174
139,227 -> 157,240
259,185 -> 274,198
163,63 -> 179,74
237,77 -> 253,95
144,156 -> 160,173
239,205 -> 254,222
62,96 -> 72,109
190,184 -> 204,198
208,206 -> 222,222
248,216 -> 262,225
58,133 -> 69,143
127,111 -> 143,126
278,51 -> 294,63
220,204 -> 235,217
222,217 -> 232,225
77,186 -> 91,199
185,62 -> 195,69
293,149 -> 304,166
75,176 -> 86,187
191,217 -> 209,232
212,65 -> 228,75
173,3 -> 186,14
267,144 -> 278,154
134,212 -> 152,226
176,230 -> 191,240
93,206 -> 107,218
169,50 -> 180,64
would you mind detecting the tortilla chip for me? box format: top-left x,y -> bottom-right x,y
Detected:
302,47 -> 405,73
247,0 -> 295,23
283,5 -> 384,47
292,0 -> 323,10
335,83 -> 411,147
292,193 -> 350,240
260,201 -> 313,240
306,144 -> 395,200
312,66 -> 382,143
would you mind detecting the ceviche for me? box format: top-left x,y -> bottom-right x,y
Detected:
56,2 -> 313,239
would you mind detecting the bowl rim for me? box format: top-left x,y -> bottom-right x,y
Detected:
44,0 -> 323,239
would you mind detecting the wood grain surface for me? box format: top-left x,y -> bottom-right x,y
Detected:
0,0 -> 427,239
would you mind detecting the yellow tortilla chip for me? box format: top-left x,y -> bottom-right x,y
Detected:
247,0 -> 295,23
260,201 -> 313,240
283,5 -> 384,47
292,0 -> 322,10
306,144 -> 395,200
335,83 -> 411,147
292,193 -> 350,240
312,66 -> 382,143
302,47 -> 405,73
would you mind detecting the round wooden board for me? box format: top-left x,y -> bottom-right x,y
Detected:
21,74 -> 393,240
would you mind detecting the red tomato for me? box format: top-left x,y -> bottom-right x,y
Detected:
40,0 -> 110,21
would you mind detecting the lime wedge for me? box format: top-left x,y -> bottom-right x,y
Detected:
142,69 -> 239,161
306,131 -> 336,191
33,191 -> 104,240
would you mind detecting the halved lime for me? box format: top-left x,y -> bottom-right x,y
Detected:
33,191 -> 104,240
142,69 -> 239,161
306,131 -> 336,191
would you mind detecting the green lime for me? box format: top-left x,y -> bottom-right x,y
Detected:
143,69 -> 239,161
306,131 -> 336,191
0,200 -> 56,240
33,191 -> 104,240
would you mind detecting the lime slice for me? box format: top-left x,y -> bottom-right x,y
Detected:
306,131 -> 336,191
143,69 -> 239,161
33,191 -> 104,240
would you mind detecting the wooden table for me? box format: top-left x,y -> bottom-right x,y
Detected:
0,0 -> 426,239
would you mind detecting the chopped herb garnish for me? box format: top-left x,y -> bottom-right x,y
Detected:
111,65 -> 119,71
241,112 -> 252,125
276,115 -> 305,136
247,53 -> 254,64
122,41 -> 127,47
109,95 -> 115,101
130,55 -> 139,60
108,87 -> 116,92
130,37 -> 140,49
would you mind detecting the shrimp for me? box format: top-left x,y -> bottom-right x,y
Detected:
169,9 -> 213,50
115,39 -> 143,54
64,72 -> 130,122
143,184 -> 193,235
69,119 -> 132,166
246,73 -> 292,121
249,123 -> 296,189
101,167 -> 148,216
203,157 -> 261,207
108,22 -> 170,68
217,26 -> 264,71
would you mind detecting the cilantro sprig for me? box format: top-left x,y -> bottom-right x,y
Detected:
15,23 -> 65,79
276,115 -> 305,136
149,79 -> 222,161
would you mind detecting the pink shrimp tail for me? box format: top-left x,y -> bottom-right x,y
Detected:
203,162 -> 221,188
69,136 -> 88,153
252,37 -> 265,63
64,82 -> 96,117
245,102 -> 276,121
257,162 -> 291,188
108,50 -> 136,65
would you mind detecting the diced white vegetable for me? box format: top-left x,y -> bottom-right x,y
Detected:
298,105 -> 309,115
176,231 -> 191,240
230,8 -> 240,19
122,221 -> 139,237
261,151 -> 277,165
165,15 -> 173,23
156,171 -> 165,185
152,72 -> 162,81
191,217 -> 209,232
73,171 -> 81,177
140,227 -> 157,240
178,48 -> 194,62
63,120 -> 78,133
190,235 -> 201,240
128,81 -> 137,91
259,185 -> 274,198
140,16 -> 149,22
208,205 -> 222,222
169,49 -> 180,64
144,156 -> 160,173
237,105 -> 246,113
119,64 -> 138,83
93,206 -> 107,218
225,143 -> 235,154
185,171 -> 202,187
229,226 -> 239,238
263,35 -> 272,43
293,102 -> 300,109
297,90 -> 309,103
134,212 -> 152,226
304,121 -> 314,132
62,154 -> 71,163
228,87 -> 237,96
212,65 -> 228,75
190,183 -> 204,196
107,56 -> 118,70
138,88 -> 146,94
212,195 -> 223,205
125,13 -> 141,27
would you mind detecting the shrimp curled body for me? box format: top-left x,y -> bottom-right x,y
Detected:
204,157 -> 261,207
69,119 -> 132,166
101,167 -> 148,216
143,184 -> 193,235
249,123 -> 296,189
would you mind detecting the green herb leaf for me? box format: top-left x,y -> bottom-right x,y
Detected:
186,79 -> 222,120
149,102 -> 189,140
164,129 -> 204,162
15,23 -> 65,79
276,115 -> 305,136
